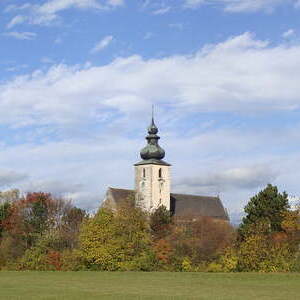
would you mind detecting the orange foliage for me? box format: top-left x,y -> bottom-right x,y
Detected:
153,239 -> 173,264
46,251 -> 62,271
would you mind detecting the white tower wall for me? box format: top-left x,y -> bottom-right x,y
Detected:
135,164 -> 171,211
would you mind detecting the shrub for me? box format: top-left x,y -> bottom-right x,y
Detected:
61,250 -> 86,271
206,262 -> 224,273
181,257 -> 193,272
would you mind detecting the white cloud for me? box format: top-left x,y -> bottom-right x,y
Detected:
6,0 -> 123,28
1,119 -> 299,212
6,64 -> 28,72
1,32 -> 300,128
4,31 -> 37,40
4,3 -> 33,13
152,6 -> 171,15
174,165 -> 278,193
36,0 -> 102,16
23,179 -> 84,196
184,0 -> 298,13
282,29 -> 295,39
0,169 -> 28,187
184,0 -> 205,8
107,0 -> 124,6
90,35 -> 114,53
6,15 -> 28,29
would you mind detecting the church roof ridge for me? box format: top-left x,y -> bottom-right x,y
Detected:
109,187 -> 219,201
109,187 -> 134,192
170,192 -> 219,200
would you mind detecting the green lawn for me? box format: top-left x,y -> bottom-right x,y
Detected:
0,272 -> 299,300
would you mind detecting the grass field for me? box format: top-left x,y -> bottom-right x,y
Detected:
0,272 -> 300,300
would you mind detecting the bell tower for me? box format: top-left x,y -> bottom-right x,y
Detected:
134,114 -> 171,211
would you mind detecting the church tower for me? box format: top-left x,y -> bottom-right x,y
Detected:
134,116 -> 171,211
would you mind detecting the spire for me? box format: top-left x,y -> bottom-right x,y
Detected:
135,107 -> 170,166
152,104 -> 154,120
148,105 -> 158,135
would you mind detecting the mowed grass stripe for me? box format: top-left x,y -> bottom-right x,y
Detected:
0,272 -> 299,299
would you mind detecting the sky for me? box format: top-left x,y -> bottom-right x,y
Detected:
0,0 -> 300,221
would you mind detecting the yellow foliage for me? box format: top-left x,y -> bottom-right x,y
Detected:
79,206 -> 154,271
206,262 -> 224,273
181,257 -> 193,272
237,233 -> 294,272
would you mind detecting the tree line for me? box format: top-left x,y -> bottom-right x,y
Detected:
0,184 -> 299,272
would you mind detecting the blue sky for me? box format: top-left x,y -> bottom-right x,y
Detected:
0,0 -> 300,220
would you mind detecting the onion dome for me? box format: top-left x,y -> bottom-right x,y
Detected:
135,116 -> 170,166
140,117 -> 165,160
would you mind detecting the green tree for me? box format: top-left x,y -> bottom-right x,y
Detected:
239,184 -> 289,238
150,205 -> 172,239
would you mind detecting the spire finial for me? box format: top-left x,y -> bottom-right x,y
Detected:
152,104 -> 154,121
148,105 -> 158,134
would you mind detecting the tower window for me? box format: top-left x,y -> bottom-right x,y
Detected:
159,168 -> 162,178
160,182 -> 163,194
143,168 -> 146,178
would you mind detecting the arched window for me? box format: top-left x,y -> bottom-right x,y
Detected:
143,168 -> 146,178
158,168 -> 162,178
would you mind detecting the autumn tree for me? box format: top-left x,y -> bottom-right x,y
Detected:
0,189 -> 21,239
0,202 -> 11,238
151,215 -> 235,271
80,197 -> 155,271
0,189 -> 21,204
0,192 -> 86,269
61,207 -> 86,249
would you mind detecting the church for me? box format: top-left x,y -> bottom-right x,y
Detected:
102,116 -> 229,221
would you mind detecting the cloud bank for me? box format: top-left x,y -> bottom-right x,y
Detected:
1,33 -> 300,129
184,0 -> 299,12
0,169 -> 28,187
174,165 -> 278,193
